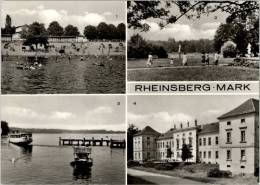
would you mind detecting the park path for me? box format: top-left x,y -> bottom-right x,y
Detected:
128,65 -> 257,71
128,168 -> 207,185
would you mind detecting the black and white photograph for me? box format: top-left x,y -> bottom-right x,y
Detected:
1,95 -> 125,184
1,1 -> 126,94
127,95 -> 259,185
127,1 -> 259,81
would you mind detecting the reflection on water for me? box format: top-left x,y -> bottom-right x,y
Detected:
1,56 -> 125,94
72,166 -> 92,180
1,134 -> 125,184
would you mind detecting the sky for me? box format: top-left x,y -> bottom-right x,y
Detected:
1,95 -> 125,131
128,2 -> 230,41
128,95 -> 258,133
1,1 -> 125,34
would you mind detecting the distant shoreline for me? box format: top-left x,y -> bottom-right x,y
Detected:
10,127 -> 125,134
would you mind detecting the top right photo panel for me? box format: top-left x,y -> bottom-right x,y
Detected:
127,1 -> 259,81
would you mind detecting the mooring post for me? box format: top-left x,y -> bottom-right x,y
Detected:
110,139 -> 113,148
59,137 -> 61,146
83,138 -> 85,146
100,138 -> 103,146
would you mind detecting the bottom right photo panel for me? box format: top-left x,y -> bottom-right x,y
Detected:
127,95 -> 259,185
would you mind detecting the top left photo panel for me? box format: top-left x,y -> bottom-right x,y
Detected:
1,1 -> 126,94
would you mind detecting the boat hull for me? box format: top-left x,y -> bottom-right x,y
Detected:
9,138 -> 32,146
70,161 -> 93,168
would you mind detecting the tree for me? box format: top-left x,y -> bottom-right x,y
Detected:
47,21 -> 64,36
181,144 -> 193,162
127,124 -> 139,160
84,25 -> 97,40
107,24 -> 117,40
64,24 -> 80,36
23,22 -> 48,49
1,120 -> 10,136
96,22 -> 109,40
117,23 -> 126,40
128,1 -> 259,31
20,25 -> 29,39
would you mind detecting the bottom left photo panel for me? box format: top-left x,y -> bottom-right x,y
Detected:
1,95 -> 126,185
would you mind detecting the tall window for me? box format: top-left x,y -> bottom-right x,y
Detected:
147,137 -> 150,148
208,151 -> 211,159
199,151 -> 202,158
199,138 -> 202,146
182,138 -> 186,144
203,138 -> 206,146
208,137 -> 211,145
215,151 -> 219,159
176,139 -> 179,149
227,150 -> 231,160
227,132 -> 231,143
215,137 -> 218,145
203,151 -> 206,158
241,150 -> 246,161
189,137 -> 192,145
241,130 -> 246,142
227,121 -> 231,125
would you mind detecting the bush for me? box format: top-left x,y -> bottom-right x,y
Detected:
127,160 -> 140,167
221,41 -> 237,58
155,163 -> 174,170
143,162 -> 156,168
207,168 -> 232,178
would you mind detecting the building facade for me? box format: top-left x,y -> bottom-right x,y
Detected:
133,98 -> 259,175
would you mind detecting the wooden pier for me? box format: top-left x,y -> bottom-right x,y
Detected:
58,137 -> 125,148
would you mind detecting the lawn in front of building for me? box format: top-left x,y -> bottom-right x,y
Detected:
129,163 -> 258,185
128,66 -> 259,81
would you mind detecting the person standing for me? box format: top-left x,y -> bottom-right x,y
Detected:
214,51 -> 220,65
201,52 -> 205,65
205,53 -> 210,65
182,52 -> 187,66
147,53 -> 153,67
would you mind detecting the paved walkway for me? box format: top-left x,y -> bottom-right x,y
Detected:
128,65 -> 257,71
128,168 -> 207,185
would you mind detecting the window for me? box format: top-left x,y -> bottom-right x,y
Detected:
215,137 -> 218,145
208,151 -> 211,159
176,139 -> 179,149
177,152 -> 180,158
241,150 -> 246,161
208,137 -> 211,145
227,121 -> 231,125
215,151 -> 219,159
203,151 -> 206,158
241,130 -> 246,143
227,150 -> 231,160
147,137 -> 150,148
182,138 -> 186,144
147,152 -> 150,159
203,138 -> 206,146
227,132 -> 231,143
199,151 -> 202,158
199,138 -> 202,146
189,137 -> 192,145
241,119 -> 245,123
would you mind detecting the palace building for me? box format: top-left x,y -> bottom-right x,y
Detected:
133,98 -> 259,175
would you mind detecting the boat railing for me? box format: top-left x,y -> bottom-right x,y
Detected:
73,146 -> 91,154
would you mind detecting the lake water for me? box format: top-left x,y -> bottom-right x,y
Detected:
1,56 -> 125,94
1,133 -> 125,184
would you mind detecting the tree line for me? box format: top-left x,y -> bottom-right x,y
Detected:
2,15 -> 125,41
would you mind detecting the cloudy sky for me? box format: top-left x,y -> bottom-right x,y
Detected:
1,1 -> 125,34
128,95 -> 258,133
128,3 -> 229,41
1,95 -> 125,131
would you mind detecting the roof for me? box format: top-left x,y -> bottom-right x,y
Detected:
158,128 -> 175,140
134,126 -> 160,137
218,98 -> 259,119
172,126 -> 197,133
198,122 -> 219,135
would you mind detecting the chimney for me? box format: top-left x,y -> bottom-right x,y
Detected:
180,123 -> 183,129
195,119 -> 197,126
187,121 -> 189,127
174,124 -> 176,129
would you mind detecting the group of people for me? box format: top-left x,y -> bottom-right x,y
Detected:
146,51 -> 221,67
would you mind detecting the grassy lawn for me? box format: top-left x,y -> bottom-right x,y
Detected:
129,163 -> 258,185
128,174 -> 156,185
128,66 -> 259,81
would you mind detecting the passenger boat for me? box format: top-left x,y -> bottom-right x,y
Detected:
8,131 -> 33,146
70,146 -> 93,168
